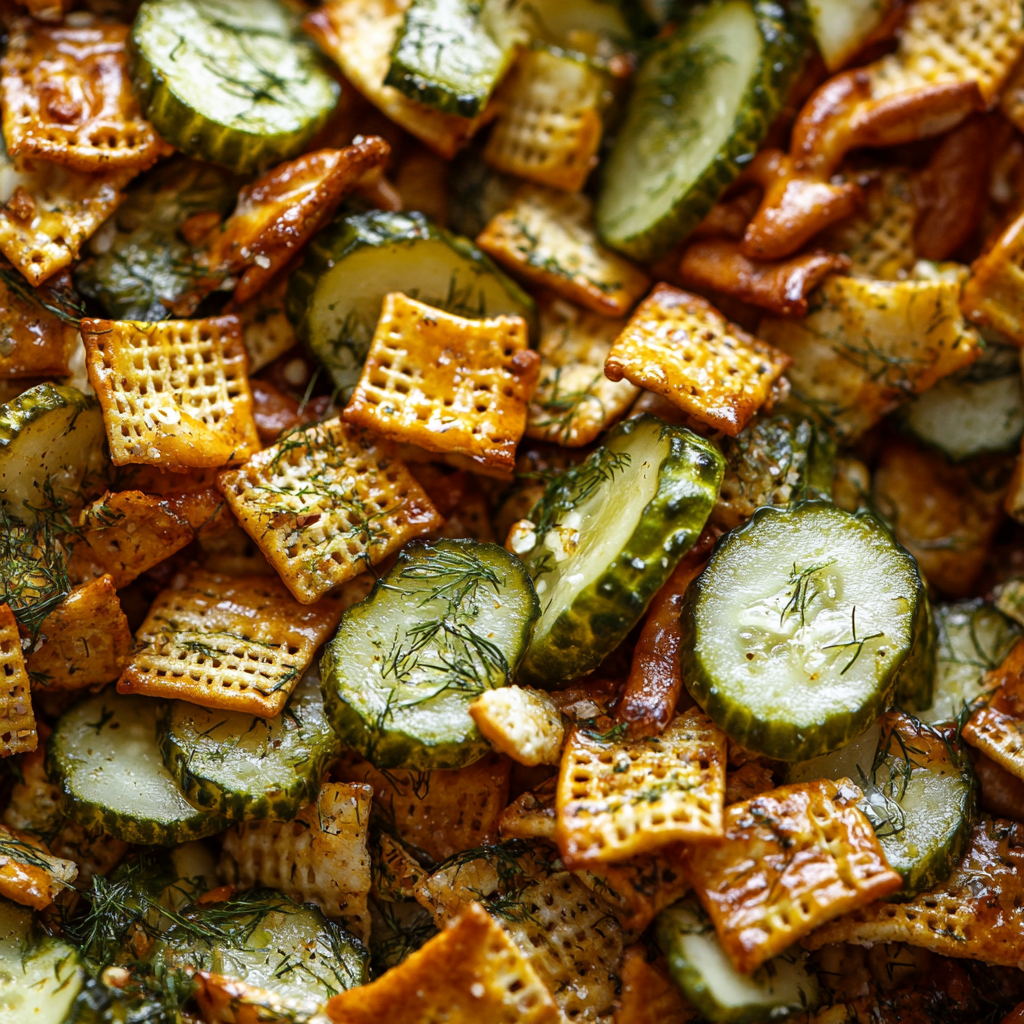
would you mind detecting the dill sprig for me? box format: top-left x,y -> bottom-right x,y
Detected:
821,607 -> 885,675
0,505 -> 71,636
779,559 -> 836,629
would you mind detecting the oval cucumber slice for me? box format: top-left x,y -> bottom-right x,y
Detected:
681,501 -> 931,762
286,209 -> 535,399
858,711 -> 976,900
0,383 -> 103,523
321,539 -> 540,769
514,413 -> 723,689
47,690 -> 230,845
159,668 -> 342,823
130,0 -> 340,173
655,897 -> 820,1023
596,0 -> 805,260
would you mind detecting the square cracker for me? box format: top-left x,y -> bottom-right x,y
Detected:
606,285 -> 791,437
0,603 -> 36,757
1,20 -> 168,172
557,707 -> 727,868
685,778 -> 901,974
961,208 -> 1024,344
342,292 -> 539,476
804,818 -> 1024,969
221,782 -> 372,941
469,686 -> 564,766
477,185 -> 650,317
484,48 -> 606,193
324,902 -> 561,1024
117,568 -> 342,717
81,315 -> 260,471
962,637 -> 1024,780
217,417 -> 442,603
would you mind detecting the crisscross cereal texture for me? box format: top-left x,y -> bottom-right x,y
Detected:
0,603 -> 36,756
469,686 -> 564,766
963,638 -> 1024,780
961,208 -> 1024,344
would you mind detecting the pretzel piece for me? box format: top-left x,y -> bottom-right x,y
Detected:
342,292 -> 538,476
81,315 -> 260,471
0,822 -> 76,909
477,186 -> 649,316
604,285 -> 791,437
0,604 -> 35,757
217,418 -> 441,603
118,568 -> 341,717
1,20 -> 168,172
469,687 -> 564,766
0,272 -> 75,378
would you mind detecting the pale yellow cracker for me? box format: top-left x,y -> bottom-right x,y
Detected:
962,638 -> 1024,780
337,750 -> 510,862
342,292 -> 539,476
469,686 -> 564,766
0,272 -> 75,378
0,604 -> 35,757
527,296 -> 638,447
81,315 -> 260,471
226,275 -> 297,374
220,782 -> 372,941
686,779 -> 902,974
118,568 -> 342,718
0,822 -> 76,910
484,47 -> 606,192
557,707 -> 727,867
304,0 -> 487,159
26,575 -> 130,691
1,20 -> 167,172
605,284 -> 790,437
760,272 -> 981,442
477,185 -> 650,317
324,902 -> 562,1024
217,417 -> 442,604
805,819 -> 1024,969
961,208 -> 1024,343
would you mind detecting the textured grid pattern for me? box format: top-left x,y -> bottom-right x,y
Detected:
118,569 -> 341,717
557,707 -> 726,867
961,208 -> 1024,343
0,21 -> 167,171
527,297 -> 636,447
498,777 -> 557,841
477,185 -> 650,317
0,274 -> 72,378
343,293 -> 539,476
227,275 -> 297,374
605,284 -> 791,437
805,819 -> 1024,968
469,686 -> 564,766
485,48 -> 605,193
963,638 -> 1024,780
324,903 -> 562,1024
0,603 -> 36,756
82,315 -> 260,470
576,850 -> 691,933
221,782 -> 372,941
0,823 -> 77,910
686,779 -> 902,974
27,576 -> 130,691
217,418 -> 441,603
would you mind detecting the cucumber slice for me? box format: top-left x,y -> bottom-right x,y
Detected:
0,383 -> 103,523
321,539 -> 540,769
786,716 -> 882,786
287,209 -> 534,398
521,0 -> 633,51
385,0 -> 517,117
130,0 -> 340,173
681,501 -> 931,762
596,0 -> 805,260
47,690 -> 230,845
514,413 -> 724,688
159,667 -> 341,822
0,898 -> 83,1024
859,712 -> 976,900
920,600 -> 1022,727
655,898 -> 820,1022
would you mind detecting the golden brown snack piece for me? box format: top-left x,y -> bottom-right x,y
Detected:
974,750 -> 1024,820
0,271 -> 76,378
498,777 -> 557,841
0,603 -> 35,757
963,638 -> 1024,780
962,206 -> 1024,343
469,687 -> 564,766
0,822 -> 76,909
613,944 -> 699,1024
226,275 -> 298,374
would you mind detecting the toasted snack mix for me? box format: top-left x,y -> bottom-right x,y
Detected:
614,944 -> 698,1024
0,272 -> 75,379
217,417 -> 442,603
343,292 -> 539,475
605,285 -> 791,437
118,568 -> 342,716
0,603 -> 36,756
0,822 -> 77,909
961,207 -> 1024,344
685,779 -> 902,973
469,686 -> 564,766
963,638 -> 1024,780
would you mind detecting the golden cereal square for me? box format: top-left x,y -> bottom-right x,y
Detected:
477,186 -> 650,317
685,779 -> 902,974
1,20 -> 168,172
0,604 -> 36,757
324,903 -> 562,1024
81,315 -> 260,471
605,285 -> 791,437
118,569 -> 342,717
342,292 -> 539,476
963,638 -> 1024,780
962,209 -> 1024,344
484,48 -> 606,193
217,418 -> 442,603
805,819 -> 1024,969
469,686 -> 564,766
557,707 -> 727,867
576,849 -> 691,933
